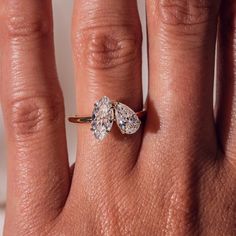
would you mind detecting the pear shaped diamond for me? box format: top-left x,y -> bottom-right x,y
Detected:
115,103 -> 141,134
91,96 -> 114,140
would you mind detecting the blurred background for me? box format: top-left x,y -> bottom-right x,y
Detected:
0,0 -> 147,233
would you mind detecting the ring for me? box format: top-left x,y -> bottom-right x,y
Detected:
68,96 -> 146,140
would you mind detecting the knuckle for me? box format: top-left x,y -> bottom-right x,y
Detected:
5,15 -> 51,40
158,0 -> 219,26
8,95 -> 64,137
73,26 -> 141,70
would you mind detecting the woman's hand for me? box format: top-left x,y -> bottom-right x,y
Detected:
1,0 -> 235,235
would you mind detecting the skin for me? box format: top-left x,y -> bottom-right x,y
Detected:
0,0 -> 235,235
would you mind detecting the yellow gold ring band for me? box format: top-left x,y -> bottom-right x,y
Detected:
68,110 -> 146,124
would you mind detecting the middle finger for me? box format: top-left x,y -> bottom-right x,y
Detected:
142,0 -> 220,165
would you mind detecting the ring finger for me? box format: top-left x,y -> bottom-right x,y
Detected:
67,0 -> 143,216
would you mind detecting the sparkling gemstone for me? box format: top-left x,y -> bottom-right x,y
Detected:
115,103 -> 141,134
91,96 -> 114,140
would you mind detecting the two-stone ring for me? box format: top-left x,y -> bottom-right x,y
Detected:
69,96 -> 146,140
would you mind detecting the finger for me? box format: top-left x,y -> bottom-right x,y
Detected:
0,0 -> 70,233
216,0 -> 236,165
68,0 -> 142,206
143,0 -> 220,158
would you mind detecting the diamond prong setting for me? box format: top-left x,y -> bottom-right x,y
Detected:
91,96 -> 114,140
91,96 -> 142,140
114,102 -> 141,135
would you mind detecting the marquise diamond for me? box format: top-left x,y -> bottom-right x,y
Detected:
91,96 -> 114,140
115,103 -> 141,135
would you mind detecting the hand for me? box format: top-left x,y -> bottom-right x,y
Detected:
0,0 -> 235,235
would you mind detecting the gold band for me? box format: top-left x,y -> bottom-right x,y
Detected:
68,110 -> 146,124
68,116 -> 92,124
